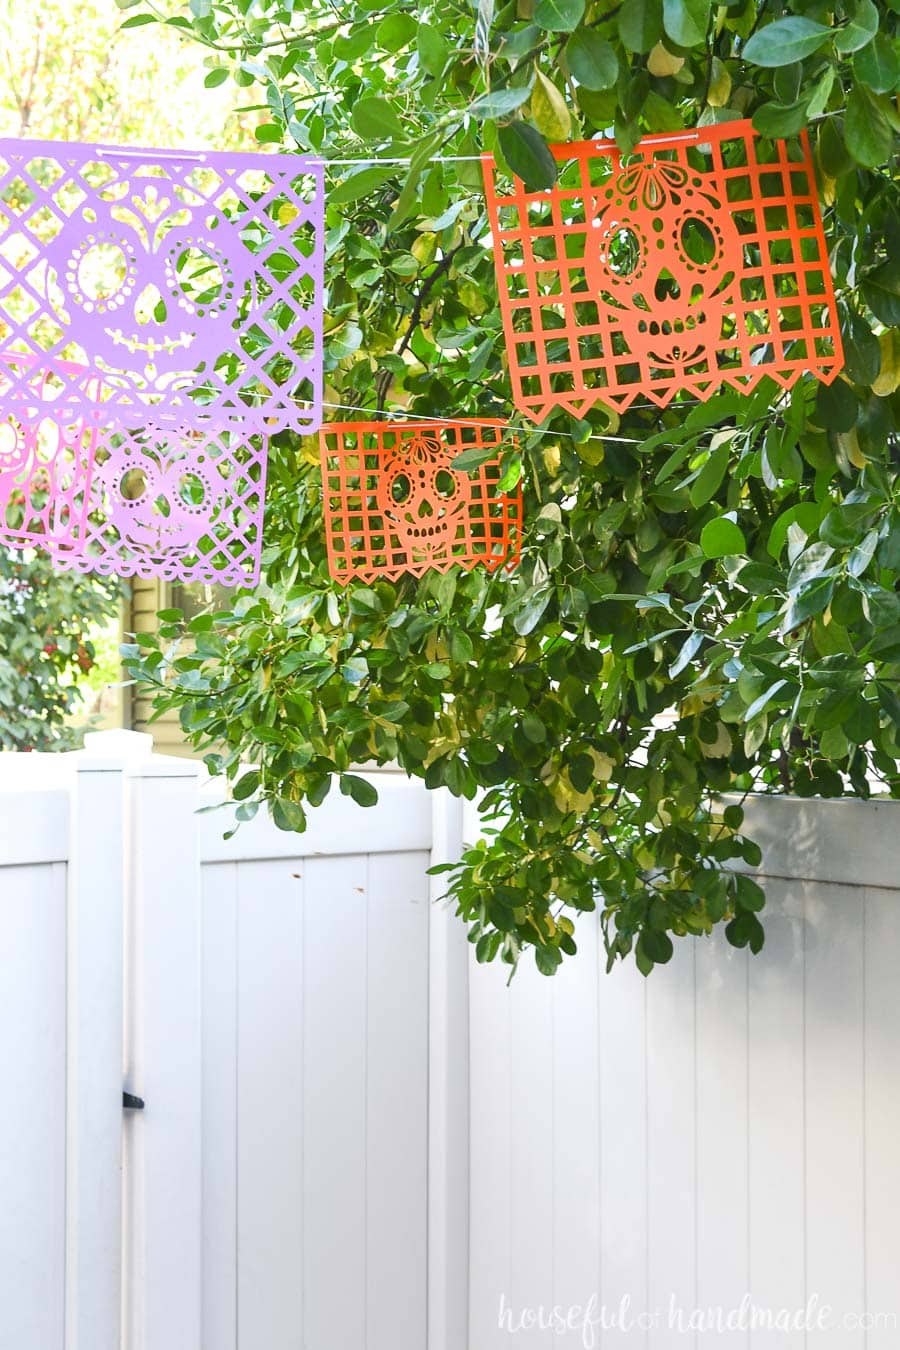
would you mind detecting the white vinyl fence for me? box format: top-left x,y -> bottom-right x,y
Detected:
467,794 -> 900,1349
1,733 -> 898,1350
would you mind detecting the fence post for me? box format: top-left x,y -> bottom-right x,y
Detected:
66,731 -> 152,1350
121,749 -> 202,1350
428,789 -> 470,1350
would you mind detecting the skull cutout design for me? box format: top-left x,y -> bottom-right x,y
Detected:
586,160 -> 741,372
376,435 -> 472,560
102,441 -> 221,557
46,199 -> 239,377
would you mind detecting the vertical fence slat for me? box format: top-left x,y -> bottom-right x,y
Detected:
302,854 -> 367,1350
236,858 -> 304,1350
509,961 -> 555,1348
468,957 -> 512,1347
696,932 -> 749,1350
200,862 -> 239,1350
366,851 -> 430,1350
0,862 -> 67,1350
428,792 -> 470,1350
551,914 -> 601,1329
123,756 -> 203,1350
747,880 -> 806,1350
864,885 -> 900,1348
804,880 -> 866,1347
598,957 -> 649,1348
66,755 -> 127,1350
646,940 -> 697,1350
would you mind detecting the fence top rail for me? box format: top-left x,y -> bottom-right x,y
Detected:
0,787 -> 69,867
730,793 -> 900,891
197,771 -> 432,863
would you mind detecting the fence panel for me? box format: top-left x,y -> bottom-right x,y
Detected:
467,797 -> 900,1348
0,855 -> 67,1350
196,779 -> 434,1350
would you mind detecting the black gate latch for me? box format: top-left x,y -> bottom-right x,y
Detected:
123,1091 -> 145,1111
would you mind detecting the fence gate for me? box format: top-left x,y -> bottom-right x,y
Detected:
0,733 -> 469,1350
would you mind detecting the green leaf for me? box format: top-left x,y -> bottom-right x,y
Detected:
272,798 -> 306,832
452,444 -> 500,472
744,679 -> 789,722
120,12 -> 157,25
533,0 -> 585,33
351,96 -> 405,140
340,773 -> 379,807
783,575 -> 834,629
815,378 -> 859,432
468,85 -> 533,120
662,0 -> 710,48
619,0 -> 663,54
752,100 -> 809,139
725,911 -> 765,953
233,770 -> 260,801
204,68 -> 229,88
376,12 -> 417,50
669,630 -> 704,678
329,164 -> 398,205
689,440 -> 731,506
834,0 -> 879,55
530,69 -> 572,140
743,16 -> 833,68
700,516 -> 747,558
855,34 -> 900,95
566,31 -> 619,90
513,589 -> 551,636
497,121 -> 557,189
805,64 -> 835,119
418,25 -> 449,75
844,86 -> 894,167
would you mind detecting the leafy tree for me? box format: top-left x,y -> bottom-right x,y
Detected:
123,0 -> 899,975
0,553 -> 119,749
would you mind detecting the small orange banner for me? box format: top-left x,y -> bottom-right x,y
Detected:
319,419 -> 522,584
483,122 -> 843,420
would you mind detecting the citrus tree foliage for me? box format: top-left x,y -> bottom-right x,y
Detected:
0,554 -> 118,750
122,0 -> 899,975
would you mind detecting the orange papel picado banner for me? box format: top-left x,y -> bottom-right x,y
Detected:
482,121 -> 844,421
319,419 -> 522,584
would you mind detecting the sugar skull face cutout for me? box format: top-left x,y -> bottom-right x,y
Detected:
376,434 -> 472,559
586,160 -> 741,372
102,443 -> 221,556
45,198 -> 239,377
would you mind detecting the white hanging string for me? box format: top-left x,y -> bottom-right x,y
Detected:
305,113 -> 843,169
320,399 -> 653,445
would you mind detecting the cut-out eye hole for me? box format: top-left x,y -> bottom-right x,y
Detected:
604,226 -> 642,278
434,469 -> 458,499
178,471 -> 207,510
174,246 -> 227,310
680,217 -> 719,266
76,242 -> 130,305
390,472 -> 412,504
120,467 -> 149,502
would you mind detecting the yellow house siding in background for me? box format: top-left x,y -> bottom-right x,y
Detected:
125,576 -> 197,757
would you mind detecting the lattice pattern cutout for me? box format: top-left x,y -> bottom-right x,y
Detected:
0,138 -> 323,432
0,355 -> 101,550
52,420 -> 267,587
320,420 -> 522,583
482,123 -> 843,420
